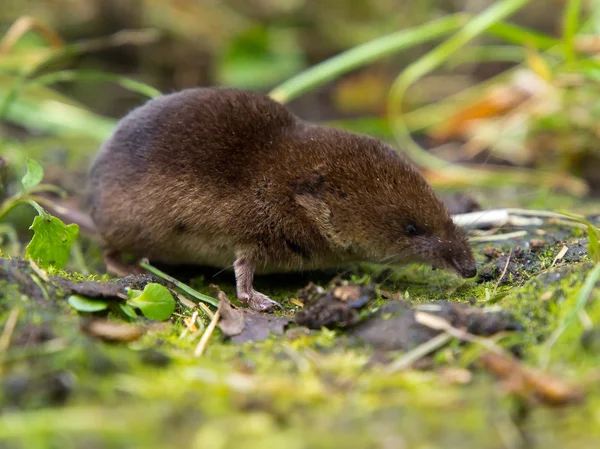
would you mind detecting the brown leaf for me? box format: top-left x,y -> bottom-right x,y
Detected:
480,352 -> 585,406
431,85 -> 529,142
55,274 -> 155,299
218,294 -> 245,337
333,285 -> 362,302
213,287 -> 290,344
59,280 -> 125,299
81,319 -> 145,343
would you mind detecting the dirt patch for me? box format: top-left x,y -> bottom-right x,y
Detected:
478,239 -> 590,285
478,246 -> 540,284
294,283 -> 375,329
352,300 -> 521,351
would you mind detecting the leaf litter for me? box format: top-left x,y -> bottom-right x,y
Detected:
215,286 -> 290,344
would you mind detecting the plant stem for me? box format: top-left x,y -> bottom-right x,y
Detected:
139,260 -> 219,308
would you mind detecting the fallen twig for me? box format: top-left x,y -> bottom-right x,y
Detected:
469,230 -> 527,243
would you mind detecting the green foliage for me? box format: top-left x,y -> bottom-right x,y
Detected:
126,283 -> 176,321
219,26 -> 304,89
68,294 -> 109,312
66,284 -> 176,320
25,214 -> 79,269
0,157 -> 79,268
20,158 -> 43,190
119,303 -> 138,319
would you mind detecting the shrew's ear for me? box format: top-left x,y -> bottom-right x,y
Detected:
295,193 -> 350,250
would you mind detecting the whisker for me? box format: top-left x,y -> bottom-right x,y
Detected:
212,264 -> 234,277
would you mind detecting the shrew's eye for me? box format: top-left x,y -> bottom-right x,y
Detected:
405,223 -> 419,236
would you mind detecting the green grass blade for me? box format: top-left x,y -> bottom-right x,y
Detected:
269,14 -> 468,104
541,263 -> 600,367
487,21 -> 560,49
559,211 -> 600,262
562,0 -> 583,66
140,261 -> 219,308
0,74 -> 115,140
32,70 -> 161,99
391,0 -> 531,107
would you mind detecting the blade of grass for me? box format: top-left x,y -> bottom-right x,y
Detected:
0,74 -> 115,140
389,0 -> 532,163
487,21 -> 560,50
0,28 -> 159,129
391,0 -> 531,97
269,14 -> 468,104
32,70 -> 161,99
559,211 -> 600,262
562,0 -> 583,67
385,0 -> 589,194
0,16 -> 63,53
540,263 -> 600,368
139,260 -> 219,308
447,45 -> 527,67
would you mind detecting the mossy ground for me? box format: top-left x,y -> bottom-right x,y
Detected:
1,189 -> 600,449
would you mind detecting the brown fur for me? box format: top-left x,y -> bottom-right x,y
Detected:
89,87 -> 476,310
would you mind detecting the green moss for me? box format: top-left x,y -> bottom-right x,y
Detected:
2,192 -> 600,448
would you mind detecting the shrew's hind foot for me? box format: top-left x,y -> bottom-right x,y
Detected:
234,255 -> 282,312
239,290 -> 282,312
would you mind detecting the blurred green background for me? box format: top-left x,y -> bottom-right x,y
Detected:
0,0 -> 565,120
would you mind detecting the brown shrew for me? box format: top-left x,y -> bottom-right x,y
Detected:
89,87 -> 477,311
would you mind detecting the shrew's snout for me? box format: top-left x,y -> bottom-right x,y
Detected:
458,264 -> 477,278
440,242 -> 477,279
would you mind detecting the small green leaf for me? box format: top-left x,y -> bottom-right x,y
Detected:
126,283 -> 175,321
68,295 -> 108,312
25,215 -> 79,268
119,303 -> 138,319
21,158 -> 44,190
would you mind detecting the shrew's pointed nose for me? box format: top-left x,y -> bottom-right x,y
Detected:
461,264 -> 477,278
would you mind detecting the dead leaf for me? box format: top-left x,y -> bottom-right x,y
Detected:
55,274 -> 155,299
184,311 -> 199,332
289,298 -> 304,307
295,295 -> 358,329
431,85 -> 529,142
59,280 -> 125,299
213,287 -> 290,344
218,294 -> 245,337
333,284 -> 373,307
81,319 -> 145,343
480,352 -> 584,406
